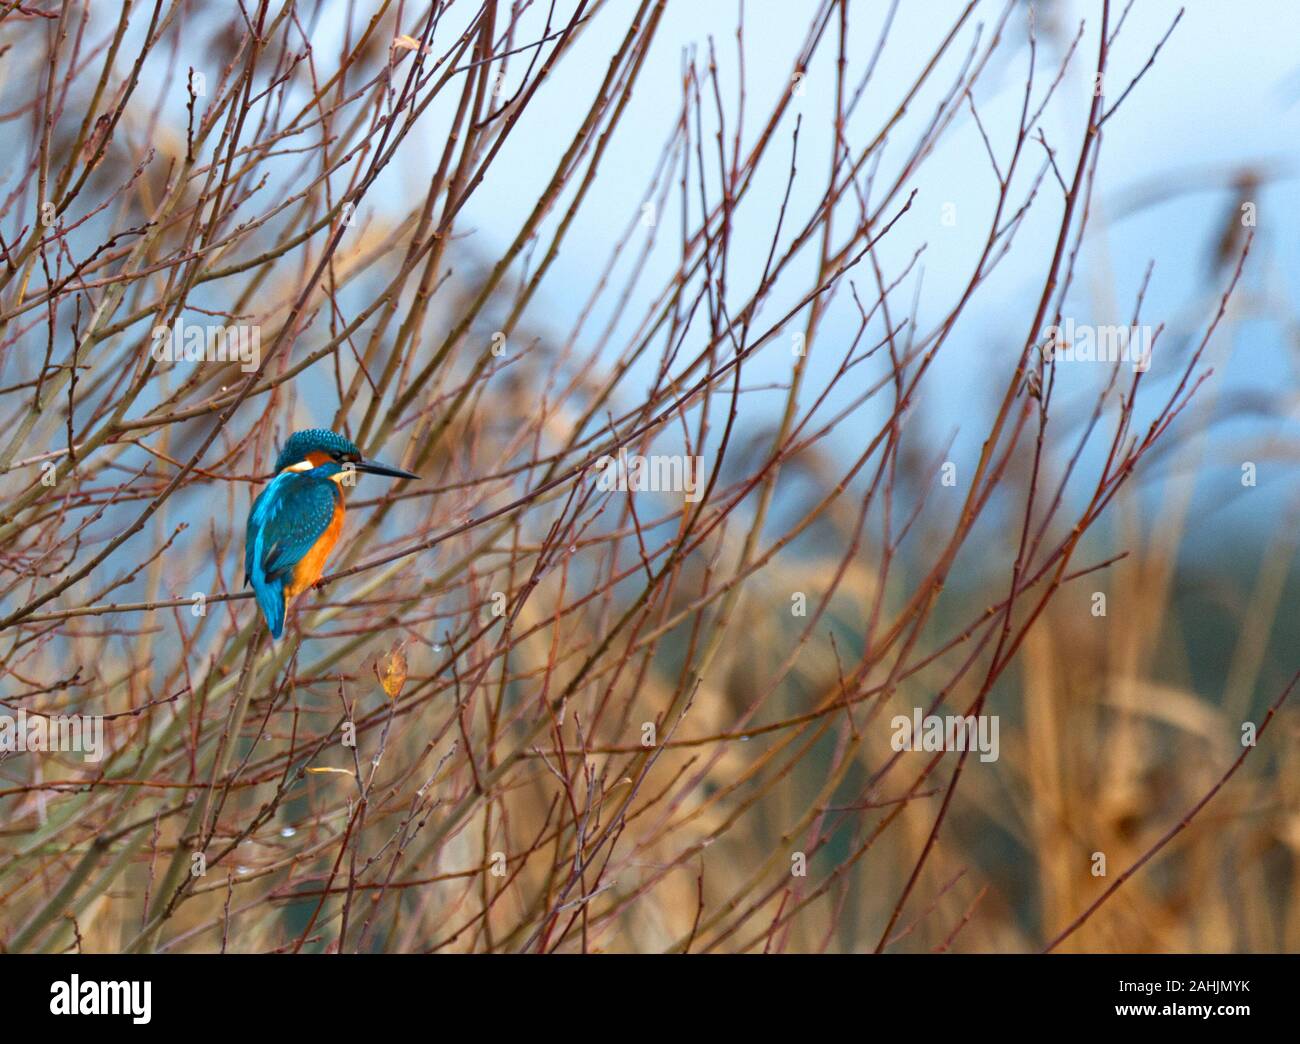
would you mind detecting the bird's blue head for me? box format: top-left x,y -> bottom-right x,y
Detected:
274,428 -> 417,481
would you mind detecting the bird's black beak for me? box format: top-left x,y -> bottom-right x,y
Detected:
356,458 -> 418,480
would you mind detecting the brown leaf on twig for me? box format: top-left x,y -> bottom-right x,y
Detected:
377,642 -> 408,699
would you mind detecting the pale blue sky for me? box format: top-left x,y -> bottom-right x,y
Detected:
422,0 -> 1299,542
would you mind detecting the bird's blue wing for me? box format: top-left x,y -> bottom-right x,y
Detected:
244,473 -> 339,637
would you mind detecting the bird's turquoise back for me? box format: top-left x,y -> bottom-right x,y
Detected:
244,471 -> 341,638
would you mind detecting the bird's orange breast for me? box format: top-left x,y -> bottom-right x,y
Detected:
285,497 -> 345,600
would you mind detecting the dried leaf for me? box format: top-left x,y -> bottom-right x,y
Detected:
379,643 -> 408,699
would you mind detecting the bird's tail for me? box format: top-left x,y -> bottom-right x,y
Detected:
251,576 -> 286,639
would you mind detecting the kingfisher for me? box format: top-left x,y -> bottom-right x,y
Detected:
244,429 -> 417,639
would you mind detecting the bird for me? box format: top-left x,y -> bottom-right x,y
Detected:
244,429 -> 417,639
